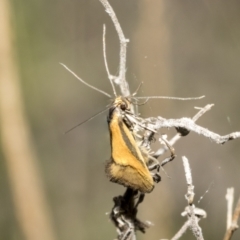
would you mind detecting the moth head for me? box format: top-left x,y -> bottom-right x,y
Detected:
113,96 -> 131,112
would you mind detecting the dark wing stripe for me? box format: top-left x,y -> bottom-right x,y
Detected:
118,119 -> 145,166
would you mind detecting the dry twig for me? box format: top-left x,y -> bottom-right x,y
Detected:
154,104 -> 214,159
170,220 -> 190,240
149,116 -> 240,144
99,0 -> 130,97
182,156 -> 205,240
161,157 -> 206,240
223,188 -> 240,240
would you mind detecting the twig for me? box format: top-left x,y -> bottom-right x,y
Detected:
223,190 -> 240,240
182,156 -> 205,240
192,104 -> 214,122
182,156 -> 194,205
154,104 -> 214,158
170,220 -> 190,240
150,117 -> 240,144
99,0 -> 130,97
102,24 -> 117,97
226,188 -> 234,229
170,208 -> 207,240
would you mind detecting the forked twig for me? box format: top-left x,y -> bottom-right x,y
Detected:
154,104 -> 214,159
182,156 -> 205,240
170,220 -> 190,240
162,157 -> 206,240
151,116 -> 240,144
99,0 -> 130,97
192,104 -> 214,121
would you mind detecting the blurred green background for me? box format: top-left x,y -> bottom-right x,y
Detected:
1,0 -> 240,239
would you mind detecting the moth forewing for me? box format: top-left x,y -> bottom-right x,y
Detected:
106,97 -> 159,193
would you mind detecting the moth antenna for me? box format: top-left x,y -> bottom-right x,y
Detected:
135,95 -> 205,101
160,165 -> 171,179
103,25 -> 117,97
65,107 -> 109,134
132,82 -> 143,96
60,63 -> 112,98
131,98 -> 149,106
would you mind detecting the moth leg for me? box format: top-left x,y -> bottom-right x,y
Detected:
151,172 -> 161,183
135,193 -> 145,209
121,226 -> 134,240
161,136 -> 175,157
160,139 -> 175,167
160,155 -> 175,167
158,136 -> 176,167
147,155 -> 160,172
146,155 -> 161,183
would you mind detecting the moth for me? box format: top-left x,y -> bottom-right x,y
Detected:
61,64 -> 202,193
105,96 -> 160,193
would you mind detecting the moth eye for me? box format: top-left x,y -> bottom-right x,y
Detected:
120,103 -> 127,110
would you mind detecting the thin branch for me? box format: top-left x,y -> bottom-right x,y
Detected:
182,156 -> 204,240
182,156 -> 194,205
192,104 -> 215,122
170,208 -> 207,240
154,104 -> 214,158
151,117 -> 240,144
103,24 -> 117,97
170,220 -> 190,240
223,194 -> 240,240
226,188 -> 234,229
99,0 -> 130,97
232,198 -> 240,229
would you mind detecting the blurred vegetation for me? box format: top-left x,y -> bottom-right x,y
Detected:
0,0 -> 240,239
